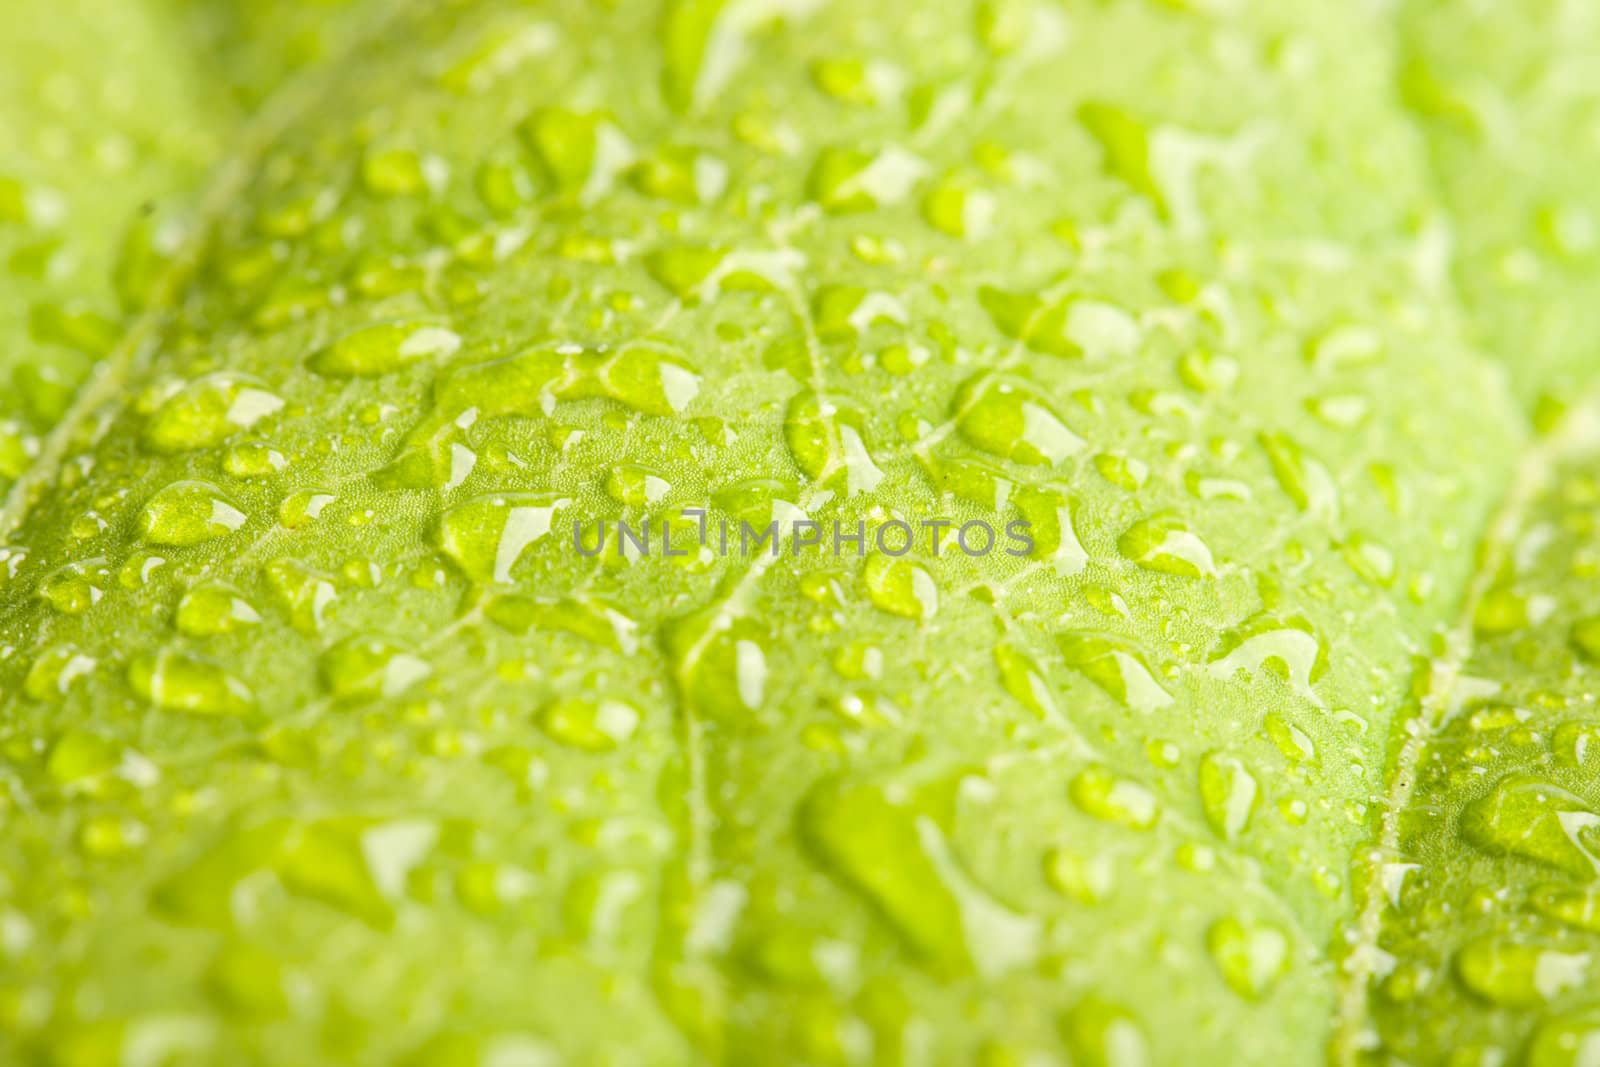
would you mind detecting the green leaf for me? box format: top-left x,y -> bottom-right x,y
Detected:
0,1 -> 1594,1065
0,0 -> 394,475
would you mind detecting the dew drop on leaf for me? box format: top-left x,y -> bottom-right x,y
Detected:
139,481 -> 248,546
128,648 -> 255,716
1069,767 -> 1160,831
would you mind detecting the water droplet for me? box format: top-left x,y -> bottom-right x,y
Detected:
923,174 -> 994,239
954,374 -> 1083,465
784,391 -> 884,495
224,440 -> 288,478
662,609 -> 769,721
520,107 -> 630,201
1043,847 -> 1113,904
263,558 -> 338,634
274,819 -> 433,930
925,454 -> 1014,512
1207,616 -> 1327,707
1259,432 -> 1339,520
862,554 -> 938,621
1264,714 -> 1318,765
1456,937 -> 1589,1007
436,493 -> 570,585
589,342 -> 702,415
1079,100 -> 1162,212
1342,532 -> 1396,587
360,145 -> 445,197
1118,516 -> 1217,578
175,582 -> 260,637
994,643 -> 1058,720
1058,633 -> 1171,711
800,774 -> 1038,978
1198,752 -> 1259,841
140,481 -> 248,546
38,557 -> 112,615
1306,324 -> 1383,372
1010,487 -> 1087,574
807,147 -> 876,213
1532,885 -> 1600,933
1207,917 -> 1288,999
643,244 -> 727,302
1553,721 -> 1600,769
628,143 -> 725,203
1092,453 -> 1147,492
23,644 -> 97,701
1460,775 -> 1600,879
980,287 -> 1138,360
143,374 -> 284,454
46,730 -> 120,785
308,321 -> 461,378
539,697 -> 641,751
1070,767 -> 1159,830
1060,996 -> 1150,1067
128,648 -> 255,716
319,636 -> 431,703
605,465 -> 672,507
279,489 -> 336,529
484,594 -> 639,652
436,341 -> 699,419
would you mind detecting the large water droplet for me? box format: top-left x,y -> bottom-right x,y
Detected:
1058,633 -> 1171,712
320,636 -> 431,703
264,559 -> 338,634
307,321 -> 461,378
1070,767 -> 1159,830
539,697 -> 641,751
785,391 -> 883,495
140,481 -> 248,546
862,553 -> 938,621
954,374 -> 1084,466
1460,775 -> 1600,879
1118,516 -> 1217,578
1060,995 -> 1150,1067
128,649 -> 255,716
175,582 -> 260,637
800,774 -> 1038,979
1456,937 -> 1589,1008
437,493 -> 571,585
143,374 -> 284,454
1207,917 -> 1287,999
1198,752 -> 1259,841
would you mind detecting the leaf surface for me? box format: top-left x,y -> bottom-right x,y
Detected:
0,2 -> 1588,1066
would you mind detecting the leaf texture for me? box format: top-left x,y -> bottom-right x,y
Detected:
0,2 -> 1591,1065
